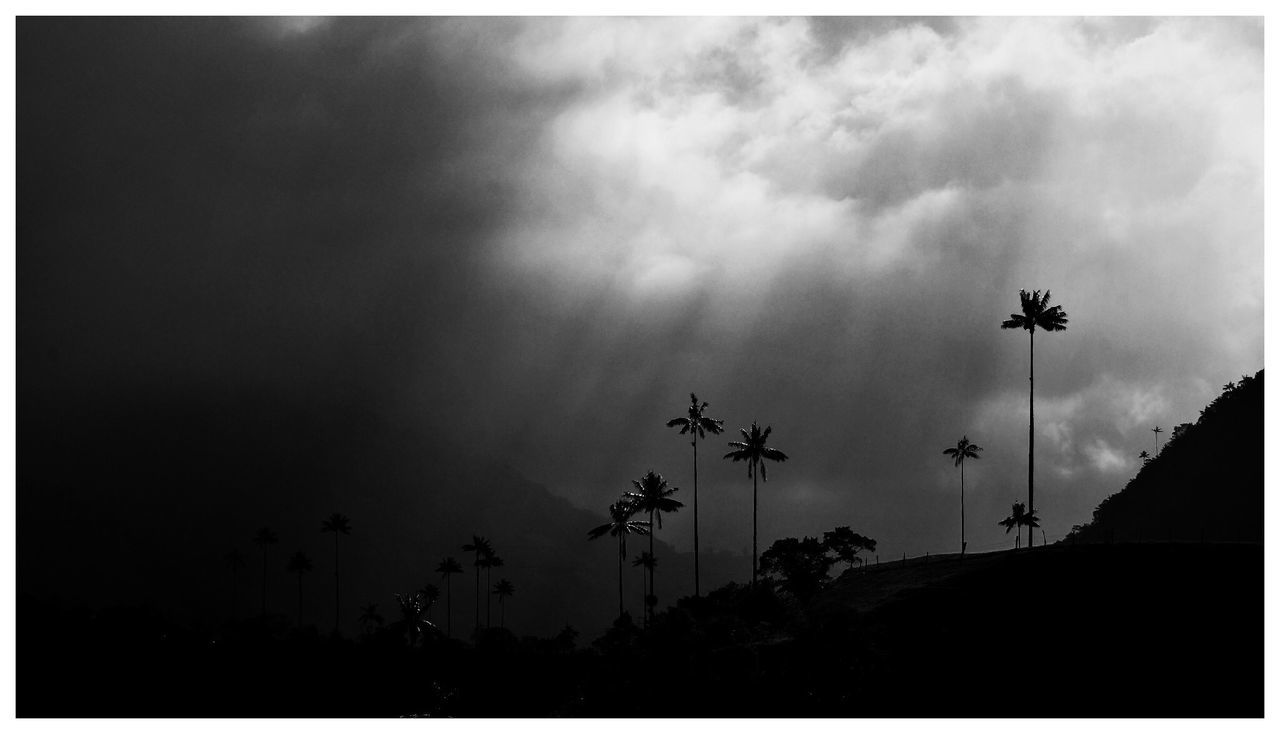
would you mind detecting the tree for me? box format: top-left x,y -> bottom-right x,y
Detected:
224,549 -> 246,620
999,502 -> 1035,549
419,584 -> 441,624
320,512 -> 351,633
286,551 -> 312,629
392,590 -> 436,648
1139,450 -> 1151,465
1001,289 -> 1068,547
435,557 -> 463,637
943,436 -> 983,556
587,499 -> 651,619
760,536 -> 834,603
724,422 -> 790,586
624,471 -> 682,624
492,579 -> 515,628
1152,426 -> 1164,454
631,552 -> 657,625
666,392 -> 725,597
480,552 -> 504,629
461,535 -> 493,634
822,527 -> 875,570
252,527 -> 278,618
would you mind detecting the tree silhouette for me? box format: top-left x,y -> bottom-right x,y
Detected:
461,535 -> 493,634
822,527 -> 875,570
1001,289 -> 1068,547
480,552 -> 504,629
224,549 -> 246,620
760,536 -> 833,603
943,436 -> 983,556
999,502 -> 1031,549
435,557 -> 463,637
624,471 -> 682,624
419,583 -> 441,624
666,392 -> 725,597
392,590 -> 436,648
588,499 -> 651,619
631,552 -> 657,625
286,551 -> 312,629
252,527 -> 278,618
1139,450 -> 1151,464
1152,426 -> 1164,454
358,602 -> 383,636
320,512 -> 351,633
724,422 -> 790,586
492,578 -> 515,628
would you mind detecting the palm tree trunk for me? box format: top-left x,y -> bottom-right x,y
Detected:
752,466 -> 759,587
297,573 -> 303,629
446,575 -> 453,637
473,554 -> 480,634
261,549 -> 268,618
1028,329 -> 1035,548
692,435 -> 700,597
617,535 -> 625,618
960,461 -> 966,556
333,533 -> 340,634
486,566 -> 492,629
230,567 -> 238,621
500,597 -> 506,628
648,509 -> 656,624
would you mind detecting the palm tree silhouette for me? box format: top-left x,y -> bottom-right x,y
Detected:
998,501 -> 1039,549
224,549 -> 246,620
588,499 -> 651,618
481,553 -> 504,629
435,557 -> 463,637
493,579 -> 515,629
393,590 -> 435,648
1001,289 -> 1068,547
632,552 -> 657,625
419,583 -> 441,624
358,602 -> 383,636
625,471 -> 682,623
666,392 -> 725,597
1139,450 -> 1151,464
286,550 -> 312,629
252,527 -> 278,618
943,436 -> 983,556
724,422 -> 790,586
1151,426 -> 1164,454
461,535 -> 493,634
320,513 -> 351,633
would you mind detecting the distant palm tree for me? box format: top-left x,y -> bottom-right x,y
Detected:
999,502 -> 1031,549
224,549 -> 246,620
666,392 -> 725,597
461,535 -> 493,634
393,590 -> 435,648
252,527 -> 279,617
1001,289 -> 1068,547
625,471 -> 682,623
588,499 -> 651,618
1138,450 -> 1151,464
286,551 -> 312,629
1151,426 -> 1164,454
724,422 -> 790,586
481,553 -> 504,629
435,557 -> 463,637
493,579 -> 515,628
320,513 -> 351,633
419,584 -> 441,624
358,602 -> 383,636
632,552 -> 657,625
943,436 -> 983,556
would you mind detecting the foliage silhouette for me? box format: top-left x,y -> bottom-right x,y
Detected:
822,526 -> 875,569
587,499 -> 651,618
631,552 -> 657,624
666,392 -> 725,596
760,536 -> 833,602
419,583 -> 441,624
391,590 -> 438,648
493,578 -> 515,628
461,535 -> 493,634
1151,426 -> 1164,454
252,527 -> 279,618
623,471 -> 681,624
724,422 -> 789,586
286,550 -> 312,629
942,436 -> 982,556
480,552 -> 504,629
1000,288 -> 1068,548
435,556 -> 464,637
320,512 -> 351,633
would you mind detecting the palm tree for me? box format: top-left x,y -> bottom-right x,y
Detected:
461,535 -> 493,634
493,579 -> 515,628
724,422 -> 790,586
588,499 -> 651,618
481,553 -> 504,629
392,591 -> 435,648
435,557 -> 463,637
252,527 -> 278,617
665,392 -> 725,597
1151,426 -> 1164,454
224,549 -> 246,620
320,513 -> 351,633
419,584 -> 441,624
632,552 -> 657,625
1001,289 -> 1068,547
624,471 -> 682,623
286,550 -> 312,629
999,502 -> 1035,549
358,602 -> 383,636
943,436 -> 983,556
1139,450 -> 1151,464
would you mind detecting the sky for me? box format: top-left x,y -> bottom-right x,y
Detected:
18,16 -> 1263,582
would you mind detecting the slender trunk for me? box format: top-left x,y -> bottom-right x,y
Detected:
617,535 -> 625,618
960,461 -> 966,556
1028,329 -> 1035,548
261,549 -> 268,618
648,509 -> 656,624
230,567 -> 238,621
486,566 -> 492,629
693,436 -> 700,597
296,573 -> 303,629
500,597 -> 506,628
446,574 -> 453,637
752,466 -> 759,587
474,553 -> 480,634
333,534 -> 340,634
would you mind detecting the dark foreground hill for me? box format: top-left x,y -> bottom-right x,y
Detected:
20,541 -> 1261,716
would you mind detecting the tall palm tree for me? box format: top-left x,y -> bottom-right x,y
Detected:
252,527 -> 278,618
1001,289 -> 1068,548
666,392 -> 725,597
286,551 -> 312,629
224,549 -> 246,620
943,436 -> 983,556
724,422 -> 790,586
493,579 -> 515,628
435,557 -> 463,637
481,553 -> 504,629
320,513 -> 351,633
624,471 -> 682,623
1151,426 -> 1164,454
632,552 -> 657,625
588,499 -> 651,618
461,535 -> 493,634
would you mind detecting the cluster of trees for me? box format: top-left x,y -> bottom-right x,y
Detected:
759,526 -> 877,602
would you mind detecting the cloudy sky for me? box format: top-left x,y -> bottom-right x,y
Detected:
19,17 -> 1262,564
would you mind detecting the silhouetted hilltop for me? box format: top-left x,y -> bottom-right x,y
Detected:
1063,370 -> 1262,545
